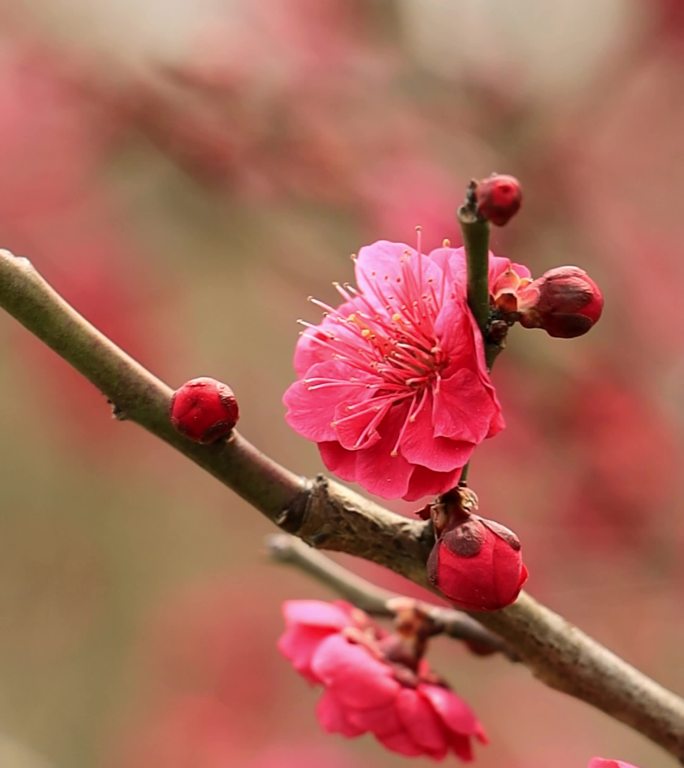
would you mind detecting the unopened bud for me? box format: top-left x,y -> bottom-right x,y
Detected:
519,266 -> 603,338
475,174 -> 522,226
170,377 -> 239,443
427,514 -> 528,611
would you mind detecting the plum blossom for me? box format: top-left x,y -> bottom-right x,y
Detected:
283,240 -> 527,500
588,759 -> 641,768
278,599 -> 487,761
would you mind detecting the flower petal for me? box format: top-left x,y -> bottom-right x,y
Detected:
355,241 -> 440,310
395,687 -> 449,757
332,394 -> 387,451
293,299 -> 359,376
318,440 -> 360,479
346,702 -> 401,738
428,246 -> 467,287
487,252 -> 515,284
316,690 -> 365,737
352,440 -> 413,501
311,634 -> 399,709
321,406 -> 414,499
278,626 -> 331,683
432,368 -> 499,444
282,600 -> 353,630
404,464 -> 464,501
279,602 -> 360,683
420,683 -> 483,739
399,391 -> 475,471
284,360 -> 364,443
376,731 -> 425,757
449,733 -> 475,762
356,240 -> 416,284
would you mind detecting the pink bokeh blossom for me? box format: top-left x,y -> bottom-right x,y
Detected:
588,759 -> 641,768
248,744 -> 353,768
283,240 -> 522,500
113,695 -> 237,768
278,599 -> 487,761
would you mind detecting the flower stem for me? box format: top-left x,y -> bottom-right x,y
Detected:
454,183 -> 492,491
458,181 -> 490,337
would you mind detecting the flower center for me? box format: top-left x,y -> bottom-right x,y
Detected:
345,308 -> 446,389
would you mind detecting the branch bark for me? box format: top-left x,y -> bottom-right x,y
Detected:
1,248 -> 683,761
267,532 -> 518,660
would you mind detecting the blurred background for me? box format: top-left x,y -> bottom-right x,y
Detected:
0,0 -> 682,766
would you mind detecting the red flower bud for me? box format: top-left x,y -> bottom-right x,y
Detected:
427,514 -> 528,611
170,377 -> 239,443
475,174 -> 522,226
519,266 -> 603,338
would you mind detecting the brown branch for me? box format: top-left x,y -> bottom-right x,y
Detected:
267,532 -> 518,661
1,248 -> 683,761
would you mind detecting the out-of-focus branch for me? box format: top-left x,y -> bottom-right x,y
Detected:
267,532 -> 518,661
1,248 -> 683,762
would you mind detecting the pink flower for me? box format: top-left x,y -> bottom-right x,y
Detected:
283,240 -> 518,500
588,759 -> 641,768
278,599 -> 487,761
